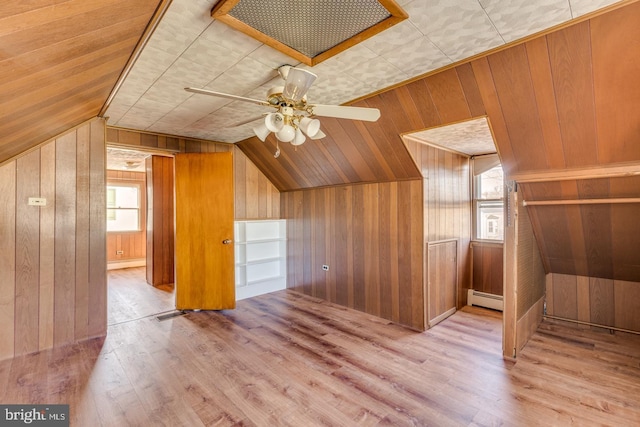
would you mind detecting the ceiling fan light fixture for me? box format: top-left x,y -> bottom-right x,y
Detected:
253,122 -> 270,141
283,68 -> 317,102
265,112 -> 284,132
292,128 -> 306,146
277,65 -> 292,80
276,124 -> 296,142
309,129 -> 326,140
299,117 -> 321,138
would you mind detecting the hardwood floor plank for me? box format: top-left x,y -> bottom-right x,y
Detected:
2,269 -> 640,426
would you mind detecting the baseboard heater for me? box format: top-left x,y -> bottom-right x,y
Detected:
467,289 -> 503,311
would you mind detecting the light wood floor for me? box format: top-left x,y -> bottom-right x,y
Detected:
1,284 -> 639,426
107,267 -> 175,326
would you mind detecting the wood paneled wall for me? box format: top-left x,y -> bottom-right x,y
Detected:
471,242 -> 503,296
106,127 -> 280,220
106,170 -> 146,262
520,176 -> 640,282
546,273 -> 640,333
468,2 -> 640,282
516,198 -> 546,320
405,140 -> 472,307
0,0 -> 165,163
0,119 -> 106,361
146,156 -> 174,287
280,180 -> 425,330
504,191 -> 546,357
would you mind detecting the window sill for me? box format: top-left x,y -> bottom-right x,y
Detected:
470,240 -> 504,247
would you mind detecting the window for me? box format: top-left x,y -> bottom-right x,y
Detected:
473,162 -> 504,241
107,184 -> 141,232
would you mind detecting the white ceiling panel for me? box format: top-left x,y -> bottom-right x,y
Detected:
481,0 -> 572,43
105,0 -> 624,143
570,0 -> 621,16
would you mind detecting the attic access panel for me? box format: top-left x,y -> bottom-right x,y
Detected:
212,0 -> 408,66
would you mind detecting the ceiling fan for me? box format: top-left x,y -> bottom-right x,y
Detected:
185,65 -> 380,157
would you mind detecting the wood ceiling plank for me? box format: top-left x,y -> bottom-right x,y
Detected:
237,140 -> 303,191
0,0 -> 154,58
310,131 -> 364,184
290,132 -> 344,186
0,85 -> 110,161
362,95 -> 422,179
305,137 -> 352,185
423,68 -> 471,124
487,45 -> 548,171
313,120 -> 372,183
0,0 -> 111,38
0,0 -> 161,164
343,122 -> 395,181
470,57 -> 516,177
547,21 -> 598,168
0,0 -> 69,18
2,53 -> 133,118
405,79 -> 442,129
455,63 -> 486,118
524,37 -> 566,169
591,1 -> 640,164
378,89 -> 420,134
0,68 -> 120,138
394,85 -> 426,131
0,35 -> 139,99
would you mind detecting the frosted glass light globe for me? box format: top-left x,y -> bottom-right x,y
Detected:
276,124 -> 295,142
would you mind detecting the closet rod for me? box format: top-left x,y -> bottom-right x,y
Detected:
523,197 -> 640,207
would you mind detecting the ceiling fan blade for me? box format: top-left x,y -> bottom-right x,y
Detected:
185,87 -> 270,106
225,115 -> 264,128
282,68 -> 317,102
310,104 -> 381,122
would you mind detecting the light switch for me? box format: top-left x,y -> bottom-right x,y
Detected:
28,197 -> 46,206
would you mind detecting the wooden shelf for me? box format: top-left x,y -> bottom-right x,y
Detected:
234,220 -> 287,301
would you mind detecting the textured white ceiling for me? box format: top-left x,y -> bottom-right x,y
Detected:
104,0 -> 622,144
405,117 -> 496,156
106,147 -> 150,172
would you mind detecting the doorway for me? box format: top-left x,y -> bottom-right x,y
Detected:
106,146 -> 175,325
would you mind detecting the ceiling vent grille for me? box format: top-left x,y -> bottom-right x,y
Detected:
212,0 -> 408,66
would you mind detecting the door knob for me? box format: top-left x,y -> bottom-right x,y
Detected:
222,239 -> 232,245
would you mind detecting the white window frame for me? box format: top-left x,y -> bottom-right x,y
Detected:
107,183 -> 142,232
472,156 -> 504,242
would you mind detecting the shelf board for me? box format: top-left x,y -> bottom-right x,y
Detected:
246,274 -> 286,286
235,256 -> 283,267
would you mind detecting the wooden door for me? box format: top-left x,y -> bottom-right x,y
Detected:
427,240 -> 458,327
146,155 -> 174,288
174,152 -> 235,310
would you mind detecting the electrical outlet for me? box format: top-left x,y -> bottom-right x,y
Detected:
28,197 -> 46,206
116,250 -> 124,255
322,265 -> 329,271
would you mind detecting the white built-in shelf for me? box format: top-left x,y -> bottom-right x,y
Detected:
235,220 -> 286,301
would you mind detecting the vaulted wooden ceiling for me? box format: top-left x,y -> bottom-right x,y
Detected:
237,61 -> 486,190
239,1 -> 640,282
0,0 -> 165,163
